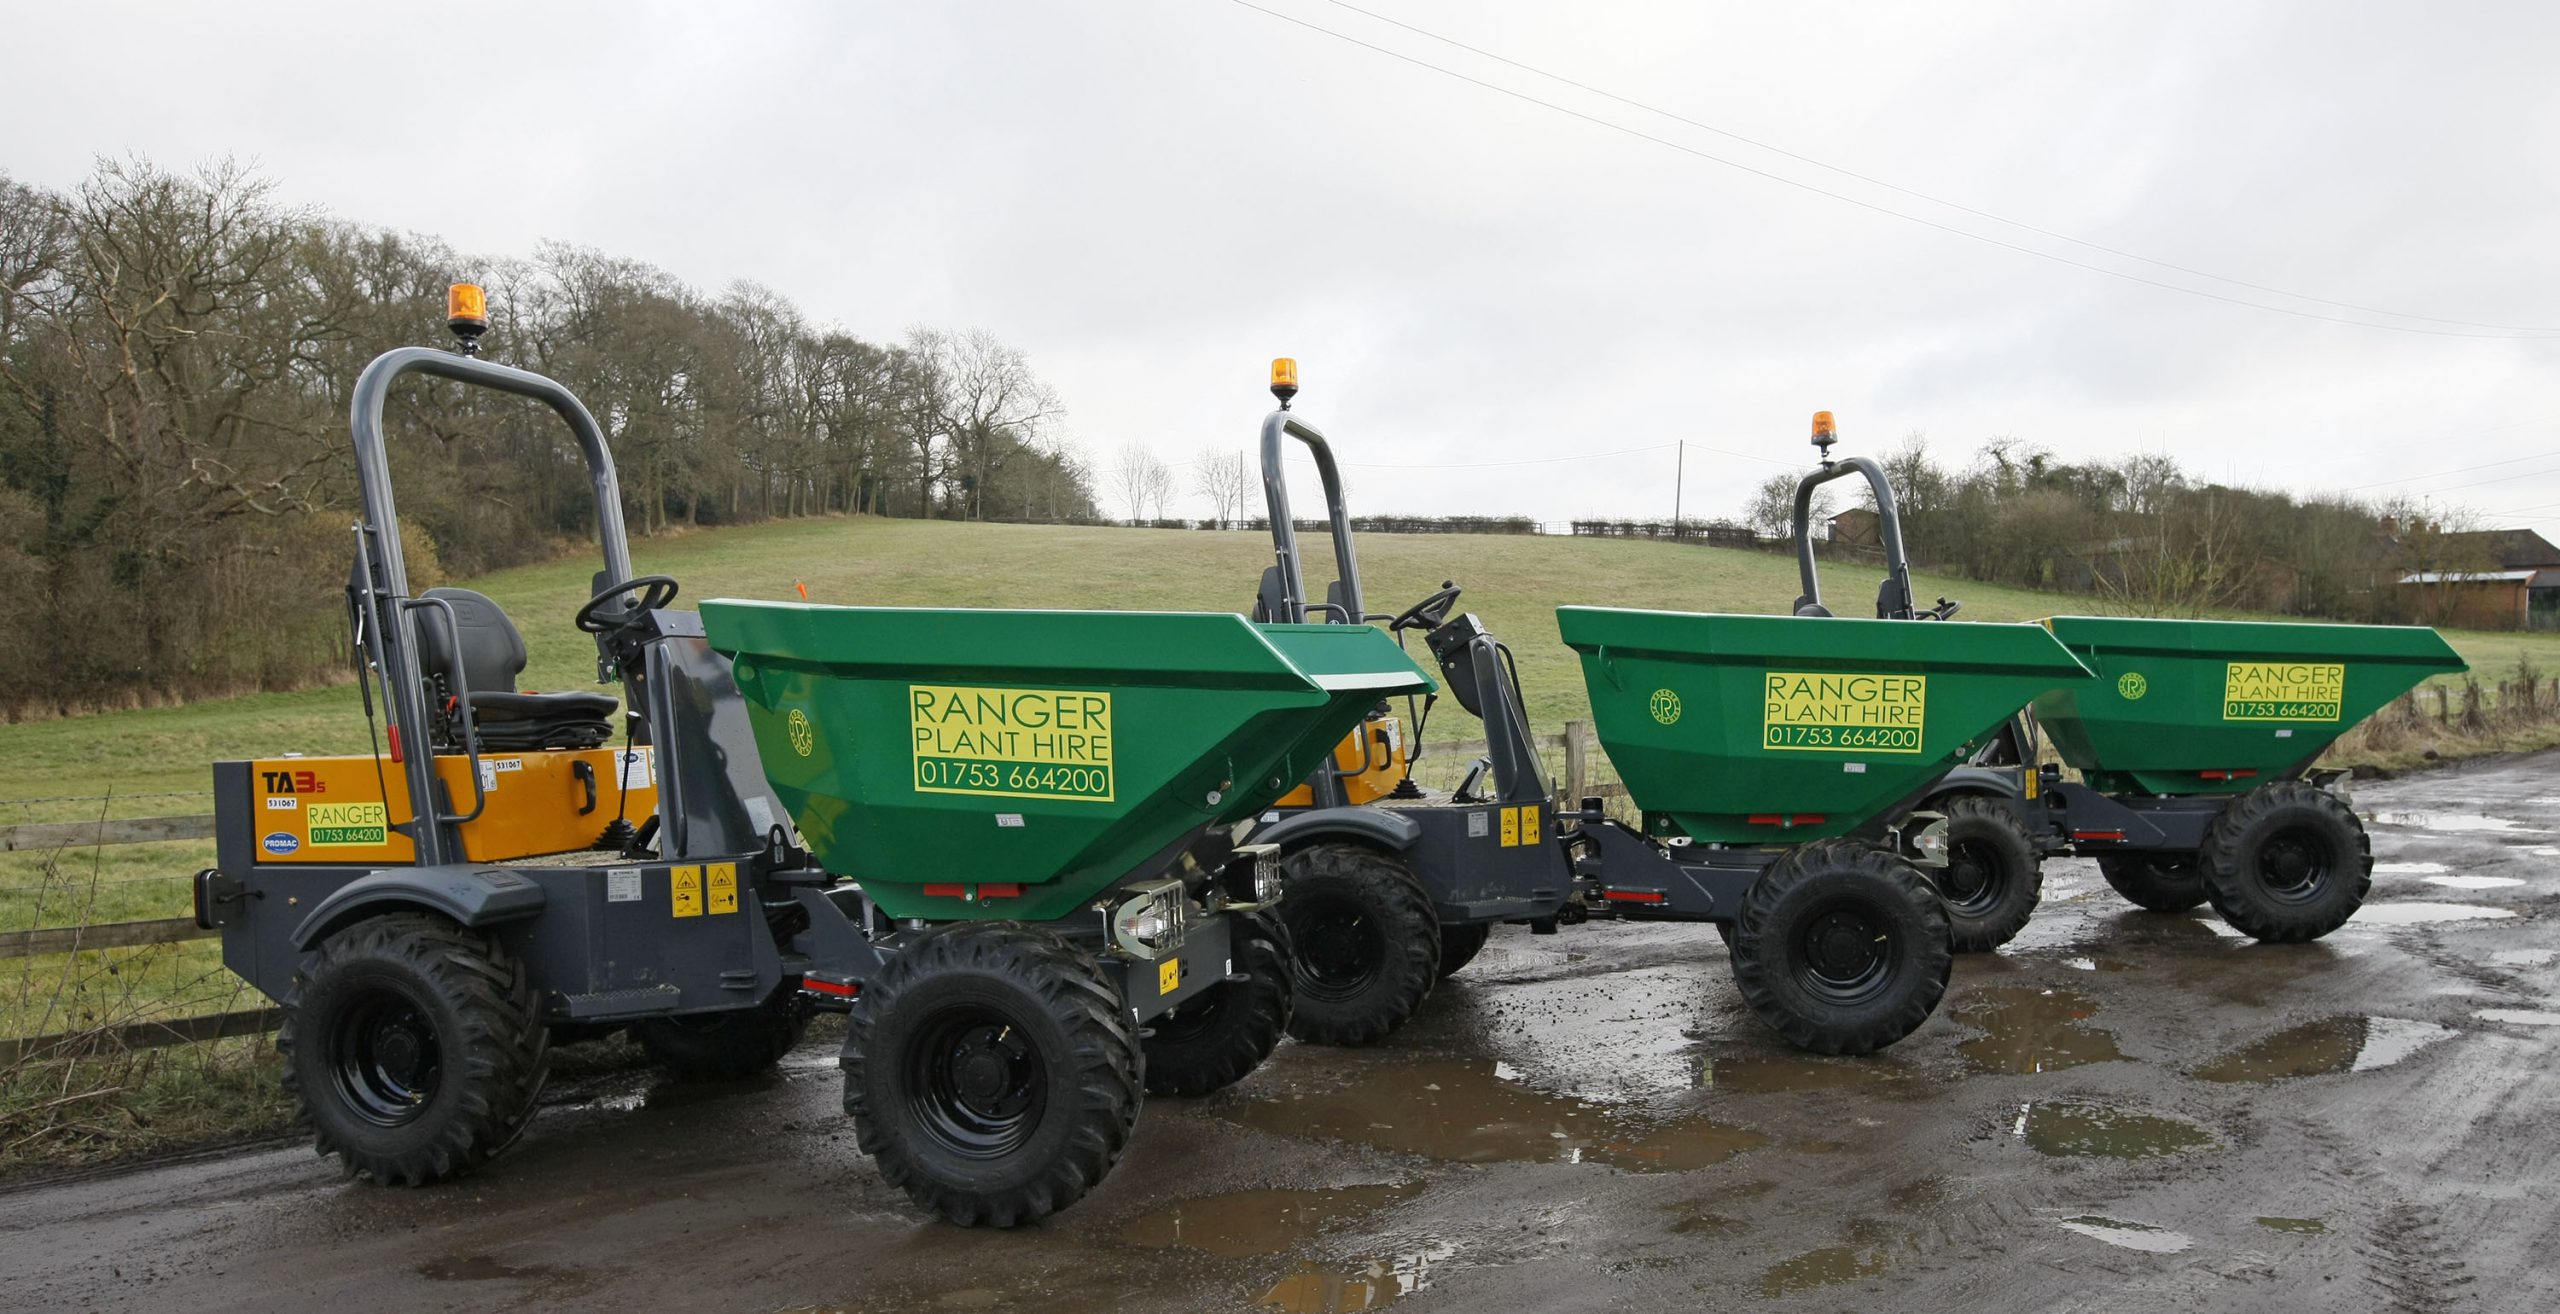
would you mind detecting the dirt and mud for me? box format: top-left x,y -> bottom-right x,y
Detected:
5,752 -> 2556,1313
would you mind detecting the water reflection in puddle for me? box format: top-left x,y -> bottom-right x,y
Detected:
2492,948 -> 2559,968
2014,1101 -> 2217,1158
2373,861 -> 2452,875
2372,810 -> 2548,834
2058,1216 -> 2194,1253
2257,1216 -> 2329,1234
2193,1016 -> 2453,1083
1118,1183 -> 1425,1258
1256,1242 -> 1456,1313
1757,1243 -> 1897,1297
1955,987 -> 2125,1075
2352,902 -> 2518,925
2421,875 -> 2526,890
1231,1059 -> 1766,1171
1699,1054 -> 1897,1094
2475,1008 -> 2560,1026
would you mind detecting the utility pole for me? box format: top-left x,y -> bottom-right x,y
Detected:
1671,440 -> 1686,540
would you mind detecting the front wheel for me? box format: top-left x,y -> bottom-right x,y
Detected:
634,993 -> 809,1080
279,913 -> 548,1186
1727,841 -> 1952,1056
1936,796 -> 2043,952
1278,844 -> 1441,1046
1143,912 -> 1294,1097
2097,854 -> 2208,913
1436,922 -> 1493,979
2199,781 -> 2372,942
844,922 -> 1141,1227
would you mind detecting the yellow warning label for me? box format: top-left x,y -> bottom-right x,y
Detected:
306,801 -> 390,847
910,684 -> 1115,802
671,865 -> 702,918
1520,805 -> 1541,847
706,862 -> 737,915
1763,672 -> 1927,754
1499,807 -> 1520,847
2223,662 -> 2345,722
1158,957 -> 1181,995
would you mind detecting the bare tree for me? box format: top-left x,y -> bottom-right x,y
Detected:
1746,472 -> 1831,541
1143,456 -> 1177,520
1191,448 -> 1251,526
1114,442 -> 1164,521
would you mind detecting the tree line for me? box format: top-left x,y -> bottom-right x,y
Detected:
0,159 -> 1099,717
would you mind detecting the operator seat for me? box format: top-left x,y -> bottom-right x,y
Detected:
413,587 -> 618,752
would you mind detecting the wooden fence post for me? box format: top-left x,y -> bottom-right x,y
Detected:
1562,719 -> 1591,805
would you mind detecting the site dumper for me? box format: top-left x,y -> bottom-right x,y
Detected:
2028,615 -> 2466,939
194,294 -> 1431,1229
1556,606 -> 2095,1053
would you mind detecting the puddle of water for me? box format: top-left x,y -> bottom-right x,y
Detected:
1757,1244 -> 1895,1297
1118,1183 -> 1424,1259
2353,902 -> 2518,925
1954,987 -> 2125,1075
1257,1242 -> 1455,1313
2423,875 -> 2526,890
2492,949 -> 2559,968
2257,1216 -> 2329,1234
1700,1054 -> 1896,1094
2475,1008 -> 2560,1026
1232,1059 -> 1765,1171
2015,1101 -> 2217,1159
2193,1016 -> 2454,1083
1463,966 -> 1716,1101
2373,861 -> 2452,875
2372,810 -> 2548,834
2058,1216 -> 2194,1254
417,1255 -> 571,1283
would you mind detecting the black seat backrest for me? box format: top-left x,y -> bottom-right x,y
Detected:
1252,566 -> 1285,623
414,587 -> 528,696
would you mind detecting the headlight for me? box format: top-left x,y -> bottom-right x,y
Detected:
1247,844 -> 1283,903
1111,879 -> 1189,957
1910,817 -> 1951,867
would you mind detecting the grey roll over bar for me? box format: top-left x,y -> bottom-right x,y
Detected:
1259,410 -> 1365,626
1791,453 -> 1919,621
346,346 -> 635,866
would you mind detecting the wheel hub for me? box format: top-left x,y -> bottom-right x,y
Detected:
330,987 -> 443,1128
1293,900 -> 1382,998
908,1008 -> 1046,1159
2258,831 -> 2329,900
1794,905 -> 1894,1006
1942,842 -> 1994,909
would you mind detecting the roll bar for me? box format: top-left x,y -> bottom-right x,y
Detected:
1259,411 -> 1364,625
347,347 -> 634,865
1791,455 -> 1918,621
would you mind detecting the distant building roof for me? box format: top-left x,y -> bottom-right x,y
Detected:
2434,528 -> 2560,569
2399,569 -> 2536,585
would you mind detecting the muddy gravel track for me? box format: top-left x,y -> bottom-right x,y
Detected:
5,752 -> 2556,1313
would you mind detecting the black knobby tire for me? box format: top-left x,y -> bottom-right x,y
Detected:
844,921 -> 1141,1227
1727,840 -> 1952,1056
1142,912 -> 1294,1097
1436,921 -> 1493,979
1278,844 -> 1441,1046
635,994 -> 810,1080
2198,781 -> 2373,942
1936,796 -> 2044,953
2096,854 -> 2208,913
279,912 -> 549,1186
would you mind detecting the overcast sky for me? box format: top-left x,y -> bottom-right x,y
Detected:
7,1 -> 2557,529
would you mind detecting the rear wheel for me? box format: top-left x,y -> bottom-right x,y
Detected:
2097,854 -> 2208,913
844,922 -> 1140,1228
634,993 -> 809,1080
280,913 -> 547,1186
1436,922 -> 1493,979
2199,781 -> 2372,942
1143,912 -> 1294,1096
1936,796 -> 2043,952
1278,844 -> 1440,1046
1728,841 -> 1952,1056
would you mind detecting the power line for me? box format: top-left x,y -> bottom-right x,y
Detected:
1320,0 -> 2560,336
1227,0 -> 2560,341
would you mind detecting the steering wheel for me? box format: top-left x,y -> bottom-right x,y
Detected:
575,575 -> 681,633
1926,596 -> 1963,621
1389,581 -> 1463,633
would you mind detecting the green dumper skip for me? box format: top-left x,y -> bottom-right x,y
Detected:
1559,607 -> 2094,844
701,601 -> 1433,921
2032,616 -> 2467,795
